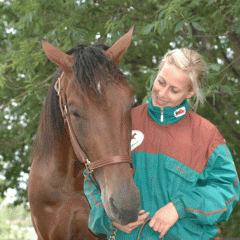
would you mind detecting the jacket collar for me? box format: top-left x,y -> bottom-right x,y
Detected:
147,97 -> 189,125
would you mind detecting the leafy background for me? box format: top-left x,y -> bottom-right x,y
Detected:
0,198 -> 37,239
0,0 -> 239,238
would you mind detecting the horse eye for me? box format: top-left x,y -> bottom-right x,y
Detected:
71,110 -> 81,118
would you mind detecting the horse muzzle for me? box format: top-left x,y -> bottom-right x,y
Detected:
101,177 -> 141,225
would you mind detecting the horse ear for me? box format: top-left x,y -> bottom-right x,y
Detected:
104,25 -> 135,65
40,38 -> 74,73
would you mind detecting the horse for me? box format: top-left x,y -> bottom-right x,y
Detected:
28,26 -> 141,240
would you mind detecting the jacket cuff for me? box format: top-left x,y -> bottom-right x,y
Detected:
88,208 -> 114,236
171,197 -> 187,219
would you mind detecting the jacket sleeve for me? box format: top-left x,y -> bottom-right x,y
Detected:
171,144 -> 239,225
83,169 -> 115,236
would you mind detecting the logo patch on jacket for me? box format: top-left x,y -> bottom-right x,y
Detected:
174,107 -> 186,118
131,130 -> 144,151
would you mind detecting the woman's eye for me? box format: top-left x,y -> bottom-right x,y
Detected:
158,79 -> 166,86
172,89 -> 178,94
158,80 -> 164,85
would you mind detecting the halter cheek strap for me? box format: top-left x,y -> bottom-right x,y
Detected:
55,74 -> 89,165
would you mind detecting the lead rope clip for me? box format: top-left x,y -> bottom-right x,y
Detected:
109,229 -> 117,240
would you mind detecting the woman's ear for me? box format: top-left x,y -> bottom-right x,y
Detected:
186,90 -> 195,99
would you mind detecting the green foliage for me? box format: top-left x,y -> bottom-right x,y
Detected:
0,0 -> 239,238
0,202 -> 11,239
0,198 -> 36,239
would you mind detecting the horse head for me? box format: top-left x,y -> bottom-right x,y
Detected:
40,26 -> 141,225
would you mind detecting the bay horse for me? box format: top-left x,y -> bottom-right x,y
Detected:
28,26 -> 141,240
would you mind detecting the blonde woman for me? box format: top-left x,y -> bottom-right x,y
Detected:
84,48 -> 239,240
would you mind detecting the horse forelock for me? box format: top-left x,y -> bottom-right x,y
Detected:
67,43 -> 128,98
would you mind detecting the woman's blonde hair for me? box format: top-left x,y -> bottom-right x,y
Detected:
159,48 -> 206,111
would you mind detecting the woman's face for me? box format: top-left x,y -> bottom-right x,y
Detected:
152,63 -> 195,108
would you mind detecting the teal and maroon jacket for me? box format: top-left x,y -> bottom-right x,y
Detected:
84,98 -> 239,240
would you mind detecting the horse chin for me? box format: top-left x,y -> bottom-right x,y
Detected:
101,186 -> 140,225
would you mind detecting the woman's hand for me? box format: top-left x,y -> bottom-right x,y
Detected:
112,210 -> 149,233
149,202 -> 179,239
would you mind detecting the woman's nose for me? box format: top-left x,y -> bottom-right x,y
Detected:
158,87 -> 168,98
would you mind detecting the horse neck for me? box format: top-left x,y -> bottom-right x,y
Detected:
47,143 -> 85,187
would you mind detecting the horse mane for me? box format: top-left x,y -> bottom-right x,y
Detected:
32,43 -> 129,159
32,73 -> 69,160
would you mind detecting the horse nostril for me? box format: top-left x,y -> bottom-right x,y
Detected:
119,209 -> 138,225
110,197 -> 139,225
110,197 -> 119,216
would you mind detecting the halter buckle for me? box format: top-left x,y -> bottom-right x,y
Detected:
55,77 -> 62,96
64,104 -> 69,116
85,159 -> 93,174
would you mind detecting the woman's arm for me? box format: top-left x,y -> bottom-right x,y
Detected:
170,144 -> 239,225
84,170 -> 150,235
84,170 -> 115,236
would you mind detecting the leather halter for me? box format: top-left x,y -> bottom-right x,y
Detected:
54,74 -> 133,173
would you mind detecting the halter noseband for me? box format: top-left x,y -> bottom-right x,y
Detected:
54,74 -> 134,173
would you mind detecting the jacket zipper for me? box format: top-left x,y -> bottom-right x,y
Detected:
161,108 -> 164,123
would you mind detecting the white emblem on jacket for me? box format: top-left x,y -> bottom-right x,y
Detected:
131,130 -> 144,151
174,106 -> 186,118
